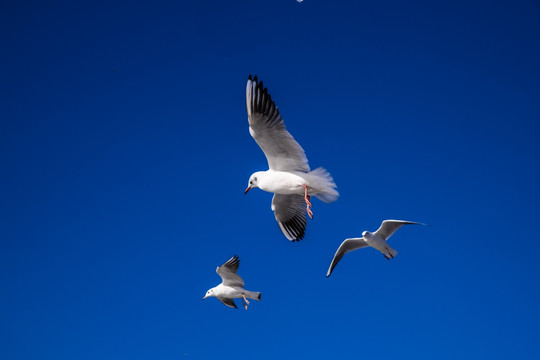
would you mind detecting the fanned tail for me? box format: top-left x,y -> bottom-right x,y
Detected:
310,167 -> 339,203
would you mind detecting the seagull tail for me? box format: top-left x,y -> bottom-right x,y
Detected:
309,167 -> 339,203
245,291 -> 261,301
383,247 -> 398,259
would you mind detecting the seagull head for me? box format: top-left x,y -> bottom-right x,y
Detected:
362,231 -> 371,238
244,172 -> 262,194
203,288 -> 216,300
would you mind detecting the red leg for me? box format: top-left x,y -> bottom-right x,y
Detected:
302,184 -> 314,219
302,184 -> 312,206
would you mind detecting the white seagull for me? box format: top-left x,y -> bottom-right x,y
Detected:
326,220 -> 426,277
244,75 -> 339,241
203,255 -> 261,310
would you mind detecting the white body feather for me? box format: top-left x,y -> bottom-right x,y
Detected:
253,168 -> 338,202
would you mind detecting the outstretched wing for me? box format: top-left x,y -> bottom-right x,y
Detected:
216,255 -> 244,287
374,220 -> 425,241
272,194 -> 307,241
217,297 -> 238,309
326,238 -> 369,277
246,75 -> 310,172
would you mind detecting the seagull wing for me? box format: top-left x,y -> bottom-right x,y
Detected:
272,194 -> 307,241
374,220 -> 425,241
246,75 -> 310,172
326,238 -> 368,277
216,255 -> 244,287
217,297 -> 238,309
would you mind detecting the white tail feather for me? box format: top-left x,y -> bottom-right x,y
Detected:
384,247 -> 398,259
245,291 -> 261,301
309,167 -> 339,203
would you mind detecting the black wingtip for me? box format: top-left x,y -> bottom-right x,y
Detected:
247,74 -> 260,84
226,255 -> 240,267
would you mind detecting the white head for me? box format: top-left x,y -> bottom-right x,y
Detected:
203,287 -> 216,300
362,230 -> 371,238
244,172 -> 264,194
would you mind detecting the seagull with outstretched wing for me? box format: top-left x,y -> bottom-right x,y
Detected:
326,220 -> 427,277
244,75 -> 339,242
203,255 -> 261,310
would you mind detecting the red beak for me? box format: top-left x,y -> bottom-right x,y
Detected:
244,186 -> 252,195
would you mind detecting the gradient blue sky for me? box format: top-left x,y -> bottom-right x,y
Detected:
1,1 -> 540,359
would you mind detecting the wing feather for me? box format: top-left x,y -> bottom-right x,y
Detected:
272,194 -> 307,241
326,238 -> 369,277
216,255 -> 244,287
374,220 -> 425,241
246,75 -> 310,172
217,297 -> 238,309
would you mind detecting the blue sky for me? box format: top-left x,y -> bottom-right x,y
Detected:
1,0 -> 539,359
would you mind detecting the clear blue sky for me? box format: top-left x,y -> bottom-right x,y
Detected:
1,1 -> 539,359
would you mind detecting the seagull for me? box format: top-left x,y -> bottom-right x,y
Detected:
326,220 -> 426,277
244,75 -> 339,241
203,255 -> 261,310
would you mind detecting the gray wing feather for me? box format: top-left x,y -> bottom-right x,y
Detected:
374,220 -> 425,241
246,75 -> 310,172
217,297 -> 238,309
272,194 -> 307,241
326,238 -> 368,277
216,255 -> 244,287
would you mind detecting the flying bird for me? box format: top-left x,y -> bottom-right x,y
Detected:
326,220 -> 426,277
244,75 -> 339,241
203,255 -> 261,310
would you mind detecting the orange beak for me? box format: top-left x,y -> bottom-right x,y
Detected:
244,186 -> 252,195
